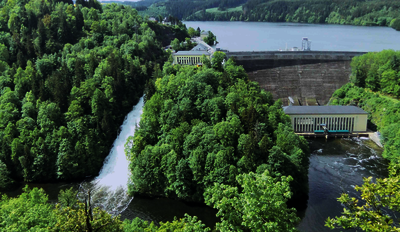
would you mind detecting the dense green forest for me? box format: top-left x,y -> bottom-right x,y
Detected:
1,175 -> 300,231
124,0 -> 246,20
0,0 -> 189,189
330,50 -> 400,162
0,0 -> 309,230
0,185 -> 206,231
130,0 -> 400,31
126,52 -> 309,206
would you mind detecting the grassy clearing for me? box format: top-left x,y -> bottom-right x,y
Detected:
205,5 -> 243,14
138,6 -> 167,17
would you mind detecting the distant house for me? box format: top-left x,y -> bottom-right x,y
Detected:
191,43 -> 209,51
148,17 -> 157,22
164,45 -> 173,51
163,17 -> 171,25
200,31 -> 210,40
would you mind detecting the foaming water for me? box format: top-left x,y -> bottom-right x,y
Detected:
79,97 -> 144,216
297,138 -> 388,232
95,97 -> 144,189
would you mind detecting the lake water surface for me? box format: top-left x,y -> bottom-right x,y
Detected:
184,21 -> 400,52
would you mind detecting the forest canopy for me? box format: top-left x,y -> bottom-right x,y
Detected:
0,0 -> 188,189
126,53 -> 309,205
132,0 -> 400,31
330,50 -> 400,162
2,183 -> 299,231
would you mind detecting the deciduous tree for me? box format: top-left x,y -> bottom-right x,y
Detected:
205,170 -> 300,231
326,164 -> 400,231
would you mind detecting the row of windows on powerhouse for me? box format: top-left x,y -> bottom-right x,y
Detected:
293,117 -> 356,132
176,56 -> 202,64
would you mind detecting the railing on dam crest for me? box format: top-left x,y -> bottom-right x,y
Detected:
225,51 -> 367,61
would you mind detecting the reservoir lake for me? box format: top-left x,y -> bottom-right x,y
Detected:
184,21 -> 400,52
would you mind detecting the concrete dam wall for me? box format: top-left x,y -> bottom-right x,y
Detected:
226,51 -> 366,106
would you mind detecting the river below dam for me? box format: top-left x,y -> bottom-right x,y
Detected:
298,138 -> 387,231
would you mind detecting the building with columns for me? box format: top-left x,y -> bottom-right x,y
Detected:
172,51 -> 211,65
284,106 -> 368,133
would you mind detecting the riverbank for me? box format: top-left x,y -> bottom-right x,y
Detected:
330,81 -> 400,162
369,132 -> 384,148
296,131 -> 384,149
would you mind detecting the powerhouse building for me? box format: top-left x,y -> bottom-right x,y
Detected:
284,106 -> 368,133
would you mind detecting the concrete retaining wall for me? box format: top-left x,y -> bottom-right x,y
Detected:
226,51 -> 367,105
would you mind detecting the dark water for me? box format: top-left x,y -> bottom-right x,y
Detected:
4,182 -> 78,201
184,21 -> 400,52
121,196 -> 218,226
298,138 -> 387,231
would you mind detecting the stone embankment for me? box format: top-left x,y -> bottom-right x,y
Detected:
368,132 -> 384,148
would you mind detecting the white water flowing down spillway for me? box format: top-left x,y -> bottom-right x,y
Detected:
78,97 -> 144,216
96,97 -> 144,187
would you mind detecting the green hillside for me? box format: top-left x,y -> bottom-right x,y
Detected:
128,0 -> 247,19
206,5 -> 243,14
0,0 -> 189,187
129,0 -> 400,31
330,50 -> 400,161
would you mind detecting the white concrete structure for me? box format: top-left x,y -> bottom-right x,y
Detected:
284,106 -> 368,132
172,40 -> 214,65
173,51 -> 210,65
200,31 -> 210,40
